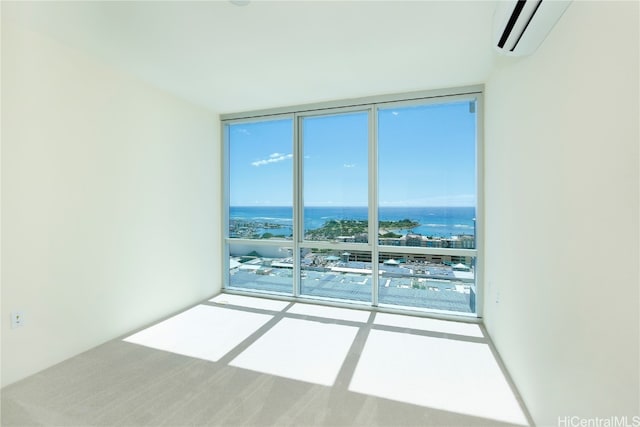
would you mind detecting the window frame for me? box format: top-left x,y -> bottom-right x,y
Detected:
222,85 -> 484,318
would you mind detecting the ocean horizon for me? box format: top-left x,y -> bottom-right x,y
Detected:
230,205 -> 476,238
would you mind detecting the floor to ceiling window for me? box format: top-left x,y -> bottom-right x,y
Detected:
223,87 -> 482,316
300,110 -> 371,303
226,117 -> 294,294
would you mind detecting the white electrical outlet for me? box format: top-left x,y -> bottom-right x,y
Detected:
11,311 -> 24,328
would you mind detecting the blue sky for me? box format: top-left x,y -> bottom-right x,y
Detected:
228,100 -> 476,207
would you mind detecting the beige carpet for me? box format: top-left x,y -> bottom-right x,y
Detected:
1,297 -> 531,426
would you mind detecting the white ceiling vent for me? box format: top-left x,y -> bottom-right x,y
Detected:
494,0 -> 571,56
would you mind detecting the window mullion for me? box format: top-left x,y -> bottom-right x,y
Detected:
369,106 -> 379,307
293,113 -> 302,298
222,123 -> 230,290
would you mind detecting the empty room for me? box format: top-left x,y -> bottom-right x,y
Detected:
1,1 -> 638,426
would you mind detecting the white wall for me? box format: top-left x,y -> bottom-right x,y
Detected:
1,24 -> 221,387
484,1 -> 639,425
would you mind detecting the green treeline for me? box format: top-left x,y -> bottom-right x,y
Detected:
304,218 -> 419,240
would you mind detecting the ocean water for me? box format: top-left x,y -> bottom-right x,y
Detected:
230,206 -> 475,238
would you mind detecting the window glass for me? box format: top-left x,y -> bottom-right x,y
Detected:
228,119 -> 293,240
303,112 -> 369,243
229,242 -> 293,295
300,247 -> 372,303
378,252 -> 476,313
378,102 -> 477,249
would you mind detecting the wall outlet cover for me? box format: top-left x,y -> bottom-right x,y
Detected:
11,311 -> 24,328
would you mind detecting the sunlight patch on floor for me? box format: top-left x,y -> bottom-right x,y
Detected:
123,305 -> 272,362
230,318 -> 358,386
374,312 -> 484,338
349,329 -> 528,425
286,303 -> 370,323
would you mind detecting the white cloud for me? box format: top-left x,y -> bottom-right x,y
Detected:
251,153 -> 293,167
343,163 -> 356,168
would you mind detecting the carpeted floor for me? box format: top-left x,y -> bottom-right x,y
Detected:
1,295 -> 532,426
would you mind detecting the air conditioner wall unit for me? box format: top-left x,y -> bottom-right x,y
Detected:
494,0 -> 572,56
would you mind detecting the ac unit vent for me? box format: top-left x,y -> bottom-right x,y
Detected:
494,0 -> 572,56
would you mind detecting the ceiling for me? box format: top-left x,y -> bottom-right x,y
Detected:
2,1 -> 499,114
